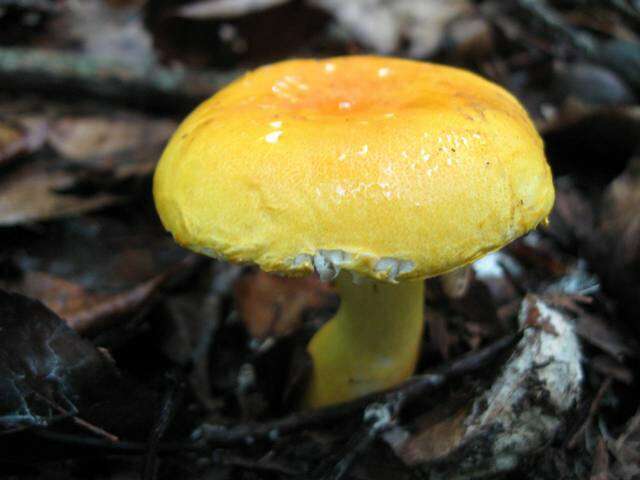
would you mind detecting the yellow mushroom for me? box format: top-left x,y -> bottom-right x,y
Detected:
153,56 -> 555,408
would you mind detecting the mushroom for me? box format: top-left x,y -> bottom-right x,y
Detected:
153,56 -> 555,408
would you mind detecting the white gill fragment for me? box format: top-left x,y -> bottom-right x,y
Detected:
313,250 -> 352,281
374,258 -> 415,281
384,295 -> 583,478
194,246 -> 226,261
292,253 -> 313,269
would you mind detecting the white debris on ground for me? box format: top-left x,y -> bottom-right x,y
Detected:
472,251 -> 523,281
383,295 -> 583,479
176,0 -> 291,19
309,0 -> 471,57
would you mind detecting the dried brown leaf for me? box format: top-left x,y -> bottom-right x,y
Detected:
0,162 -> 118,226
0,117 -> 47,166
48,114 -> 175,164
1,213 -> 195,334
234,270 -> 334,340
6,270 -> 168,335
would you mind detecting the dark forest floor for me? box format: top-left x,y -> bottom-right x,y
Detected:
0,1 -> 639,479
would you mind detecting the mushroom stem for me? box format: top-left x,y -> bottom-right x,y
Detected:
304,272 -> 425,408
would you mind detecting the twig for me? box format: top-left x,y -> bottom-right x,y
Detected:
31,390 -> 119,443
32,431 -> 301,475
142,371 -> 183,480
323,339 -> 514,480
323,429 -> 377,480
212,449 -> 302,476
195,333 -> 520,445
320,403 -> 397,480
590,436 -> 610,480
33,430 -> 199,452
0,47 -> 241,112
69,254 -> 203,335
567,377 -> 613,449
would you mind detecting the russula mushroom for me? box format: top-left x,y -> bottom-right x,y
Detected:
153,56 -> 555,408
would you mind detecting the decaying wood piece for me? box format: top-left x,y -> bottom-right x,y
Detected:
384,295 -> 583,479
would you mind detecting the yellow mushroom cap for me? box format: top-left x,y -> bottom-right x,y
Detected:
153,56 -> 554,281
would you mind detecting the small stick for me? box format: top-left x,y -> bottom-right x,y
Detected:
31,390 -> 119,443
195,332 -> 520,445
567,377 -> 613,449
142,371 -> 183,480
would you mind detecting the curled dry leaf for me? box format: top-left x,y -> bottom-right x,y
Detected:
383,295 -> 583,478
234,270 -> 334,340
